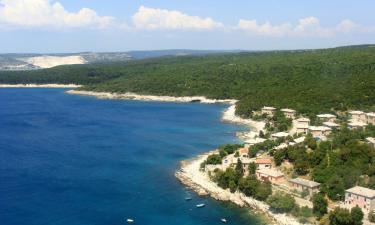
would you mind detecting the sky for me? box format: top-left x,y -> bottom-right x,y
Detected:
0,0 -> 374,53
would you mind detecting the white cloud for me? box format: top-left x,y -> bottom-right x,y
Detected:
0,0 -> 114,28
236,17 -> 372,37
237,19 -> 292,37
132,6 -> 223,30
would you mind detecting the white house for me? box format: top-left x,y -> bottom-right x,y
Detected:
261,106 -> 276,116
244,137 -> 266,148
289,178 -> 320,197
308,126 -> 332,138
349,111 -> 367,123
281,108 -> 296,119
348,121 -> 367,130
255,158 -> 272,170
367,113 -> 375,125
271,132 -> 290,139
256,168 -> 285,184
323,121 -> 341,129
345,186 -> 375,213
296,118 -> 310,134
317,114 -> 337,122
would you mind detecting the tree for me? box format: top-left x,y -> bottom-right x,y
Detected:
205,154 -> 222,165
248,162 -> 257,175
312,193 -> 328,218
266,192 -> 296,213
238,176 -> 258,197
235,158 -> 244,176
325,175 -> 345,201
304,133 -> 317,150
254,181 -> 272,201
350,207 -> 364,225
229,180 -> 237,193
329,207 -> 352,225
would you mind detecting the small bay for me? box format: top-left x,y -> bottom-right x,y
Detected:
0,88 -> 264,225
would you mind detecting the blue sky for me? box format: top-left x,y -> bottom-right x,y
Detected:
0,0 -> 374,53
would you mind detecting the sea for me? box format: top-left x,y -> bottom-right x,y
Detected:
0,88 -> 264,225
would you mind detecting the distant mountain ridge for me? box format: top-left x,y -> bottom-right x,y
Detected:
0,50 -> 243,70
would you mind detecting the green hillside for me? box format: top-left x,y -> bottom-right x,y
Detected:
1,45 -> 375,116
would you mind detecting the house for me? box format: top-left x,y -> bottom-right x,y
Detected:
255,158 -> 272,170
308,126 -> 332,138
367,137 -> 375,148
345,186 -> 375,213
317,114 -> 337,122
296,118 -> 310,134
271,132 -> 290,139
293,136 -> 306,144
349,111 -> 366,123
238,147 -> 249,158
244,137 -> 266,148
281,108 -> 296,119
323,121 -> 341,130
348,121 -> 367,130
261,106 -> 276,116
289,178 -> 320,197
256,168 -> 285,184
222,152 -> 252,171
367,113 -> 375,125
273,143 -> 289,150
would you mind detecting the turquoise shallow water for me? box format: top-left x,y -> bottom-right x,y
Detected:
0,88 -> 264,225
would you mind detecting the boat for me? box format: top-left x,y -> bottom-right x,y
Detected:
185,197 -> 192,201
126,218 -> 134,223
221,218 -> 227,223
196,203 -> 205,208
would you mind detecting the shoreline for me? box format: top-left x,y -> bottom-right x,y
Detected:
66,90 -> 264,133
175,153 -> 306,225
0,84 -> 82,88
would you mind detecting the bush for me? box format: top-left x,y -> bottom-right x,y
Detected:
266,192 -> 296,213
312,193 -> 328,218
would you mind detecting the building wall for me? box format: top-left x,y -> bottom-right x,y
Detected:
290,183 -> 319,196
352,114 -> 367,123
257,164 -> 272,170
256,172 -> 284,184
345,192 -> 375,213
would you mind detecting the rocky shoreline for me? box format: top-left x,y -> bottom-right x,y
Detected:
175,152 -> 307,225
0,84 -> 81,88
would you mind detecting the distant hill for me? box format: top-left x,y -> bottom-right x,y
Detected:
0,50 -> 241,70
0,45 -> 374,115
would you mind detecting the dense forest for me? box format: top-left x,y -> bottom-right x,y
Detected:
1,45 -> 375,116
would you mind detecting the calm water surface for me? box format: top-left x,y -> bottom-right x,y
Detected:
0,88 -> 264,225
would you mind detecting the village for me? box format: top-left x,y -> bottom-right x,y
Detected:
203,106 -> 375,224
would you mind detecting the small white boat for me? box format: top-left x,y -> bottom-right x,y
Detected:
185,197 -> 192,201
196,203 -> 205,208
221,218 -> 227,223
126,218 -> 134,223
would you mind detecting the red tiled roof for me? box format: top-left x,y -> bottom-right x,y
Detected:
255,158 -> 272,164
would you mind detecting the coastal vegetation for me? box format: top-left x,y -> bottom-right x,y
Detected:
328,207 -> 364,225
1,45 -> 375,116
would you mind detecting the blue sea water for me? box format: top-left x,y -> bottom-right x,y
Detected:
0,89 -> 264,225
